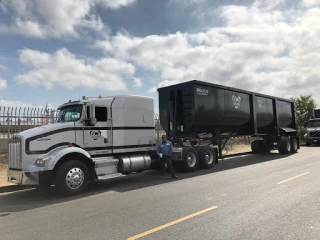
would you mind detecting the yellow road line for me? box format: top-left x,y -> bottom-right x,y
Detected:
276,172 -> 310,185
127,206 -> 218,240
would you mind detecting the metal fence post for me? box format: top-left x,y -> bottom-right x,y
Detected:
18,117 -> 21,133
7,112 -> 10,141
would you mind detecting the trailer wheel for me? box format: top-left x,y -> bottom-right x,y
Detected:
251,141 -> 257,153
290,138 -> 298,153
54,160 -> 89,197
278,138 -> 291,154
198,146 -> 215,169
182,147 -> 199,172
251,140 -> 263,154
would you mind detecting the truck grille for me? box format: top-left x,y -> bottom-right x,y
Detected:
9,136 -> 22,169
309,131 -> 320,137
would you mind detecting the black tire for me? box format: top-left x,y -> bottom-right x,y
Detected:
251,140 -> 257,153
182,147 -> 199,172
251,140 -> 263,154
198,146 -> 215,169
290,138 -> 298,153
278,138 -> 291,154
54,160 -> 89,197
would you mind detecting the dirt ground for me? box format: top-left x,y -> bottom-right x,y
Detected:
0,153 -> 12,187
0,141 -> 252,187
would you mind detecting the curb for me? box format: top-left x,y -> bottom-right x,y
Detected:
0,185 -> 34,194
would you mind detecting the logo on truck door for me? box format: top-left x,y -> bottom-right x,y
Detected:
232,95 -> 241,109
90,130 -> 101,140
197,88 -> 209,96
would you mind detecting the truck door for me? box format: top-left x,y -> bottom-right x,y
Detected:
83,105 -> 112,156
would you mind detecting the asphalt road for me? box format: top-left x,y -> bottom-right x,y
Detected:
1,146 -> 320,240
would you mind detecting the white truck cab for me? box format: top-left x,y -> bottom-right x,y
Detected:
7,95 -> 157,196
304,118 -> 320,146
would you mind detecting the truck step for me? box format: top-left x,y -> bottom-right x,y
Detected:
93,156 -> 119,177
97,173 -> 123,180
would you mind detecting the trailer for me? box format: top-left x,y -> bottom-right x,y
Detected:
158,80 -> 299,171
6,80 -> 299,196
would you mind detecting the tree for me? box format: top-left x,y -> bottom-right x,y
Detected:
291,95 -> 316,127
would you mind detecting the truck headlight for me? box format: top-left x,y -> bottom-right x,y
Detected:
35,159 -> 45,167
35,157 -> 51,167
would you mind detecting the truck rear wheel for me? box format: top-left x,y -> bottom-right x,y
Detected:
54,160 -> 89,196
198,146 -> 215,169
182,147 -> 199,172
290,138 -> 298,153
278,138 -> 291,154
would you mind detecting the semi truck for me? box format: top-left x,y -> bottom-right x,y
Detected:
304,109 -> 320,146
7,80 -> 299,196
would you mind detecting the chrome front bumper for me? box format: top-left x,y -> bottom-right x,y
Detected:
7,169 -> 39,185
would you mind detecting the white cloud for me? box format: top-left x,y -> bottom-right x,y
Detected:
0,100 -> 55,109
97,0 -> 137,9
16,48 -> 135,91
0,0 -> 136,39
252,0 -> 286,10
133,77 -> 142,87
303,0 -> 320,7
0,78 -> 7,90
0,100 -> 34,108
0,64 -> 7,70
95,2 -> 320,106
147,87 -> 157,93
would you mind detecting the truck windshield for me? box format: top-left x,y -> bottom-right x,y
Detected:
57,105 -> 82,123
308,120 -> 320,128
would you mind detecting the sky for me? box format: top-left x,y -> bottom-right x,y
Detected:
0,0 -> 319,112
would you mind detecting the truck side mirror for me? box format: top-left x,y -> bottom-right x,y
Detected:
89,103 -> 97,126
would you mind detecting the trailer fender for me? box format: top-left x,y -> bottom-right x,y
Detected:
280,127 -> 297,133
34,146 -> 91,171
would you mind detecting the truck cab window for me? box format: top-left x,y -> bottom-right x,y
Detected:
308,120 -> 320,128
95,107 -> 108,121
57,105 -> 82,123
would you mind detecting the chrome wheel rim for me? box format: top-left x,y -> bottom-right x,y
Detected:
205,151 -> 214,164
66,168 -> 84,190
187,152 -> 197,168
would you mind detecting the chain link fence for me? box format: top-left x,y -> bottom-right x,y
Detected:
0,107 -> 164,153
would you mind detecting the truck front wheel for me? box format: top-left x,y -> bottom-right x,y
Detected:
54,160 -> 89,196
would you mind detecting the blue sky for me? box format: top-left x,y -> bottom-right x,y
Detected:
0,0 -> 319,111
